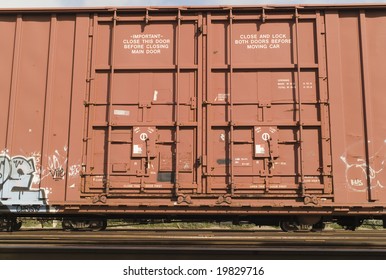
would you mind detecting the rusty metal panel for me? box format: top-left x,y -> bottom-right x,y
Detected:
81,10 -> 200,197
204,9 -> 328,199
327,9 -> 386,204
0,6 -> 385,214
0,13 -> 88,213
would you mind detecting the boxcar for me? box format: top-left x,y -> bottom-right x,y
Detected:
0,4 -> 385,231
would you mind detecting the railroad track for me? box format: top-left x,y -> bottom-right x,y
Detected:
1,229 -> 386,259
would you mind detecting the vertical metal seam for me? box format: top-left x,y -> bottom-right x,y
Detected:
315,11 -> 332,195
358,10 -> 375,201
174,9 -> 181,196
105,9 -> 118,195
295,8 -> 306,196
204,12 -> 211,195
2,14 -> 22,200
324,11 -> 346,202
40,14 -> 57,190
196,13 -> 203,193
83,13 -> 97,194
65,14 -> 79,200
6,15 -> 23,153
229,8 -> 234,195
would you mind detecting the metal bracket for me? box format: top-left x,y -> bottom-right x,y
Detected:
177,195 -> 192,205
139,103 -> 151,108
92,194 -> 107,204
262,8 -> 266,23
304,195 -> 319,205
190,97 -> 196,109
216,195 -> 232,205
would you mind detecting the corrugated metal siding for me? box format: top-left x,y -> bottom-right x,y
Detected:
0,6 -> 385,214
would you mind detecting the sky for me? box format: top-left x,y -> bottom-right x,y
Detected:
0,0 -> 385,8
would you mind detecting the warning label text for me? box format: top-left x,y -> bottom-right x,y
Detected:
123,34 -> 171,55
235,33 -> 291,49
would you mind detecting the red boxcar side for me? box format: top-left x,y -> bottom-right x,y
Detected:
0,6 -> 385,228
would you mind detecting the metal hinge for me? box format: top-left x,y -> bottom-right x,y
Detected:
198,24 -> 207,36
88,16 -> 95,37
88,25 -> 94,37
83,101 -> 95,107
202,24 -> 207,35
262,8 -> 266,23
190,97 -> 196,109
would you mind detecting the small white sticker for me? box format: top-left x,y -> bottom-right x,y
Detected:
215,93 -> 228,102
93,176 -> 104,182
114,110 -> 130,116
255,144 -> 265,154
153,90 -> 158,101
133,145 -> 142,154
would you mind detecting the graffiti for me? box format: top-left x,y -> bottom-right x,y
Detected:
16,205 -> 42,213
50,167 -> 65,180
341,140 -> 385,192
0,147 -> 82,214
47,149 -> 67,180
0,154 -> 47,210
68,164 -> 81,177
45,148 -> 81,180
27,147 -> 81,182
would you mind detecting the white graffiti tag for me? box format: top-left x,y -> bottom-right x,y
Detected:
341,140 -> 385,192
47,150 -> 66,180
37,147 -> 81,181
68,165 -> 81,177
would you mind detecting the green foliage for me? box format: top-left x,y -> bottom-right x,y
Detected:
360,219 -> 383,229
19,218 -> 61,228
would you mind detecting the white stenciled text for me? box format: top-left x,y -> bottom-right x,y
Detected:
123,34 -> 171,55
235,33 -> 291,49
